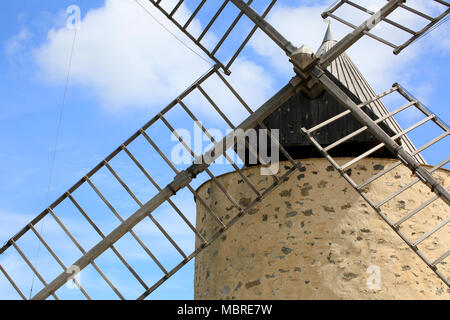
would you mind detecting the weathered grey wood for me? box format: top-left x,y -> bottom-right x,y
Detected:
319,0 -> 405,67
31,80 -> 297,300
229,0 -> 297,55
311,65 -> 450,208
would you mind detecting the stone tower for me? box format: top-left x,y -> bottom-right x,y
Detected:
193,25 -> 450,300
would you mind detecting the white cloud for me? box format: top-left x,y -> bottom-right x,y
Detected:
33,0 -> 274,114
249,0 -> 449,96
5,27 -> 31,59
0,211 -> 33,241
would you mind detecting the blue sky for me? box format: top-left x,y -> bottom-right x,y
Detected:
0,0 -> 449,300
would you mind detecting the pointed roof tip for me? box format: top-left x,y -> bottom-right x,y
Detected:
322,20 -> 336,43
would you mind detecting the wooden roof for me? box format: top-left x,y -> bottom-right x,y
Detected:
258,24 -> 425,164
316,24 -> 425,163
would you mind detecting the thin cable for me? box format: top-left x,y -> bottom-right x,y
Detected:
134,0 -> 213,67
414,15 -> 449,43
28,1 -> 81,299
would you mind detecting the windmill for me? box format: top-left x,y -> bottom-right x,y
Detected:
0,0 -> 449,300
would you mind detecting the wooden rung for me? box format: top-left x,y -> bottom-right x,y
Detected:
345,0 -> 416,34
357,134 -> 449,191
434,0 -> 450,7
432,249 -> 450,267
326,12 -> 398,49
394,194 -> 440,227
0,264 -> 27,300
324,125 -> 367,152
399,3 -> 434,21
10,240 -> 59,300
308,110 -> 352,134
183,0 -> 206,29
197,0 -> 230,42
390,115 -> 435,141
48,210 -> 125,299
377,157 -> 450,210
226,0 -> 277,69
341,143 -> 385,171
211,0 -> 254,56
413,217 -> 449,247
169,0 -> 185,17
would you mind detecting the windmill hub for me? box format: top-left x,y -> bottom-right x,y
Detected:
290,45 -> 315,71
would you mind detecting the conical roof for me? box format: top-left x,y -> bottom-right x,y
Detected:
316,24 -> 424,163
257,24 -> 424,164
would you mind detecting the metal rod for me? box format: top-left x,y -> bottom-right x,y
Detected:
308,85 -> 399,134
396,84 -> 449,132
198,0 -> 230,42
148,0 -> 229,72
341,143 -> 385,170
324,0 -> 345,16
308,110 -> 352,134
345,0 -> 416,34
325,125 -> 367,152
434,0 -> 450,7
398,3 -> 433,21
391,115 -> 435,141
104,161 -> 141,205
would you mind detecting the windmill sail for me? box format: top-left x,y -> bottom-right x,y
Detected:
0,66 -> 301,300
321,0 -> 450,56
1,0 -> 449,300
146,0 -> 278,73
262,24 -> 425,164
301,79 -> 450,286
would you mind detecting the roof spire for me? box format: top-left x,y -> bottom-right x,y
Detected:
322,20 -> 336,43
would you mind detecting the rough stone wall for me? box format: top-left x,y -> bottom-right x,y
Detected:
194,158 -> 449,299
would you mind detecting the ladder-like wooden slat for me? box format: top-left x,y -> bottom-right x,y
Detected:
28,223 -> 91,299
322,0 -> 450,55
11,240 -> 59,300
302,77 -> 450,287
48,208 -> 125,299
0,264 -> 27,300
